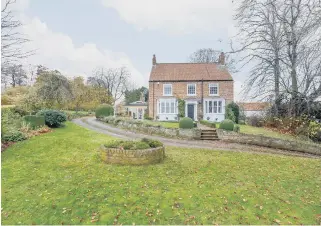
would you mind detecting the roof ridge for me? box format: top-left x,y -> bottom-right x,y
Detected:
156,62 -> 219,65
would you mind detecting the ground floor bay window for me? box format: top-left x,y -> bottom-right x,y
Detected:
157,98 -> 178,121
203,98 -> 225,122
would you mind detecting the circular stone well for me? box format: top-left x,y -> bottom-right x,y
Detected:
99,145 -> 165,165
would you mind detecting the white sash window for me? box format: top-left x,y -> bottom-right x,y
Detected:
205,100 -> 223,114
158,99 -> 177,114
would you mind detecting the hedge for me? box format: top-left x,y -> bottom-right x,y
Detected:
24,115 -> 45,129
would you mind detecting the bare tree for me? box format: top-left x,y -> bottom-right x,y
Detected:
233,0 -> 287,114
88,66 -> 130,116
233,0 -> 321,116
2,64 -> 27,87
1,0 -> 32,70
189,48 -> 237,73
271,0 -> 321,114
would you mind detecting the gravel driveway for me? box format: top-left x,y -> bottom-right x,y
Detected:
73,117 -> 319,158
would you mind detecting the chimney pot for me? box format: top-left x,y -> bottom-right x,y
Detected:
218,52 -> 225,65
152,54 -> 157,66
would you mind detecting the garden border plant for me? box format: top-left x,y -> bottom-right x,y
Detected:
36,109 -> 67,128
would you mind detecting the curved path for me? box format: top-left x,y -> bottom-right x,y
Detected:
73,117 -> 318,158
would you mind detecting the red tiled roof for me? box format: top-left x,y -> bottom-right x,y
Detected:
149,63 -> 233,82
238,102 -> 269,111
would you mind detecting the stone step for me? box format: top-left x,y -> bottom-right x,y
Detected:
201,129 -> 217,132
200,137 -> 220,140
201,131 -> 217,135
201,135 -> 218,139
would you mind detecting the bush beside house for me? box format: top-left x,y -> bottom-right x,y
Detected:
179,117 -> 194,129
95,105 -> 114,118
219,119 -> 235,131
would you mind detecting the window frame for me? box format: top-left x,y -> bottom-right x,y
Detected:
158,99 -> 178,115
209,83 -> 219,96
187,83 -> 196,96
204,99 -> 224,114
163,84 -> 172,96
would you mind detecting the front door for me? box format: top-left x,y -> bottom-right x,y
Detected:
187,104 -> 195,120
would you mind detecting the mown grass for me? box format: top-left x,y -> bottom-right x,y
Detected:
238,124 -> 296,140
2,122 -> 321,225
144,120 -> 179,128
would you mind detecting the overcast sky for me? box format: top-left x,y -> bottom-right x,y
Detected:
6,0 -> 247,100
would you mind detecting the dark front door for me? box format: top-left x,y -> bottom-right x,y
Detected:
187,104 -> 194,120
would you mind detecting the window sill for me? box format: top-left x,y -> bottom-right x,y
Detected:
209,94 -> 219,96
158,113 -> 178,115
204,113 -> 224,114
187,94 -> 197,96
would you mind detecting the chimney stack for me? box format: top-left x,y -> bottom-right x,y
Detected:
152,54 -> 157,66
218,52 -> 225,65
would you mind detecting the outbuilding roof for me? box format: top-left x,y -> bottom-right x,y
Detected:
125,101 -> 148,107
238,102 -> 270,111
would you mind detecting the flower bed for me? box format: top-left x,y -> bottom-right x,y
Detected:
100,139 -> 165,165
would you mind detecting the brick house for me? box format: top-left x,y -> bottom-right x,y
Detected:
148,53 -> 234,122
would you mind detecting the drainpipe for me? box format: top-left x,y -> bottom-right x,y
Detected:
153,82 -> 155,119
201,79 -> 204,120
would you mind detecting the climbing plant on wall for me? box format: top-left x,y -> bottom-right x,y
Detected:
178,99 -> 185,118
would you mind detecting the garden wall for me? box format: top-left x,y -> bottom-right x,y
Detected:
217,129 -> 321,156
100,145 -> 165,165
99,118 -> 202,139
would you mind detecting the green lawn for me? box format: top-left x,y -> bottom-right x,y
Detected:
2,122 -> 321,225
238,124 -> 297,140
144,120 -> 179,128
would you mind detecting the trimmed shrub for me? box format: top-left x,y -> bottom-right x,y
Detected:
24,115 -> 45,129
233,125 -> 240,133
179,117 -> 194,129
2,131 -> 27,142
219,119 -> 235,131
95,105 -> 114,118
36,109 -> 67,127
200,120 -> 216,128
